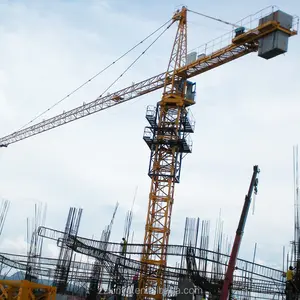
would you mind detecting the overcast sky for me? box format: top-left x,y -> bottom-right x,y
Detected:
0,0 -> 299,272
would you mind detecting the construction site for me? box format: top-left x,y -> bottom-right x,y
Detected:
0,2 -> 299,300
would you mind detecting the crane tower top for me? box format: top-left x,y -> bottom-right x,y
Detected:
172,6 -> 187,23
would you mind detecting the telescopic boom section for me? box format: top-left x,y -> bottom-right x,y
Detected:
139,7 -> 196,300
220,165 -> 260,300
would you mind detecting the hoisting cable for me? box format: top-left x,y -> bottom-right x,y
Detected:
97,22 -> 172,99
17,18 -> 173,131
187,9 -> 241,29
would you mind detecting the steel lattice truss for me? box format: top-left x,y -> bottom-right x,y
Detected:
2,226 -> 282,297
139,8 -> 192,299
0,226 -> 286,298
0,45 -> 252,147
0,7 -> 297,147
0,227 -> 285,298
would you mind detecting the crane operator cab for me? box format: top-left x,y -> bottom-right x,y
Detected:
185,81 -> 196,102
176,80 -> 196,105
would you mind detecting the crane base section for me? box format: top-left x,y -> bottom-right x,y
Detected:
258,10 -> 294,59
0,280 -> 56,300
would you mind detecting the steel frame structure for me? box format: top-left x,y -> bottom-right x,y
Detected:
53,207 -> 82,294
37,225 -> 286,282
0,5 -> 298,300
0,203 -> 290,298
35,226 -> 288,297
139,7 -> 195,300
0,238 -> 287,298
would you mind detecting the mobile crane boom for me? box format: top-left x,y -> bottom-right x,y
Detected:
0,8 -> 297,147
220,165 -> 260,300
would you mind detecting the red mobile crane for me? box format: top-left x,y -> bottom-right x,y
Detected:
220,165 -> 260,300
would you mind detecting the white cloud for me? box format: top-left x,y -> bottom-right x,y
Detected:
0,235 -> 27,254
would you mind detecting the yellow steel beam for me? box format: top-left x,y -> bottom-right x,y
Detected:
0,280 -> 56,300
138,6 -> 189,300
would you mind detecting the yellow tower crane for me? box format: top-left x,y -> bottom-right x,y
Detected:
138,6 -> 298,299
0,5 -> 298,300
139,7 -> 194,299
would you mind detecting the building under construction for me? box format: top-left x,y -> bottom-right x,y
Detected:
0,4 -> 299,300
0,203 -> 292,300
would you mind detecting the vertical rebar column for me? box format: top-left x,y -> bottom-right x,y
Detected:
53,207 -> 83,294
87,202 -> 118,300
25,202 -> 47,282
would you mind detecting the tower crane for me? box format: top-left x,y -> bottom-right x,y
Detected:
0,5 -> 298,300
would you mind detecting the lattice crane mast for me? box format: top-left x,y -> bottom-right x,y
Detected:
138,7 -> 194,300
0,5 -> 298,300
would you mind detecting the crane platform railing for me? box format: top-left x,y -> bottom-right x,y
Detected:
188,5 -> 299,58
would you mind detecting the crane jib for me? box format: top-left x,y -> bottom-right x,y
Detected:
0,46 -> 255,147
0,17 -> 297,147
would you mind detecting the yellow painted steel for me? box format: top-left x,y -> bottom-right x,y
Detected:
0,7 -> 296,300
137,7 -> 297,300
0,280 -> 56,300
138,7 -> 191,300
0,8 -> 297,147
